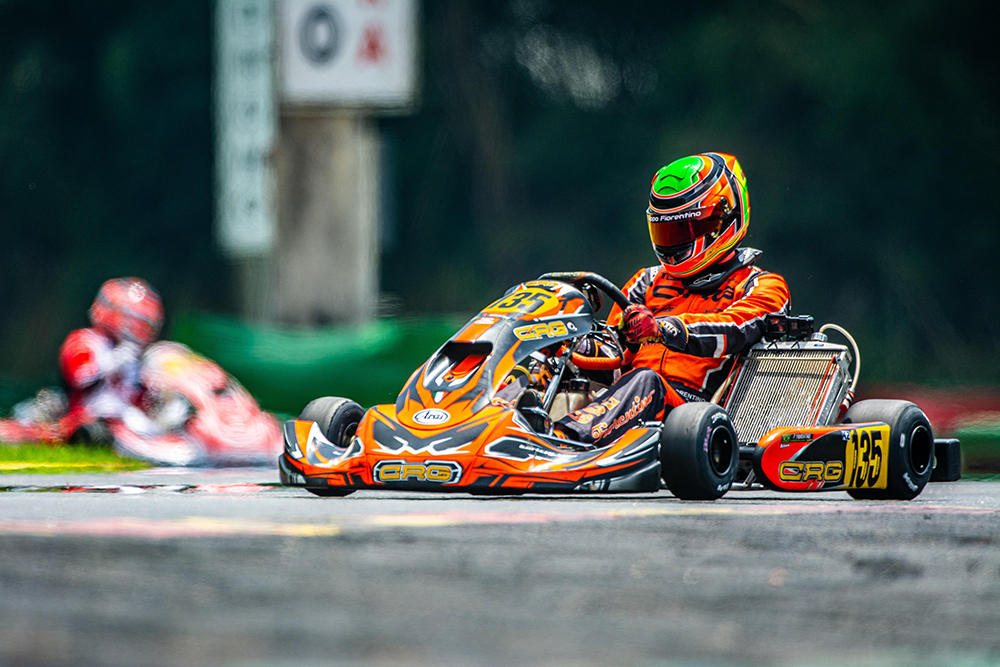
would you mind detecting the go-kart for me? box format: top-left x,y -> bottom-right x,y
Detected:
279,272 -> 961,499
0,341 -> 282,466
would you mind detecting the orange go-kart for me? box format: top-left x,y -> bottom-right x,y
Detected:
279,272 -> 961,499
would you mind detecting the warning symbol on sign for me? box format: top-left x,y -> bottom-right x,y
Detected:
356,24 -> 387,64
299,5 -> 341,65
281,0 -> 417,108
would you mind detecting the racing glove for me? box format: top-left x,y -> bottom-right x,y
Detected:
658,315 -> 689,352
623,305 -> 661,344
622,305 -> 689,351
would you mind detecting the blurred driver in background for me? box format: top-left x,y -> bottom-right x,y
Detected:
58,277 -> 164,434
554,153 -> 790,446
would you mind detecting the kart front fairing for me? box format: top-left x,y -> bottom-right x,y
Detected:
281,280 -> 662,493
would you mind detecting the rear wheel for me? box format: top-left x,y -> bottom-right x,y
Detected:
299,396 -> 364,447
844,400 -> 934,500
660,403 -> 738,500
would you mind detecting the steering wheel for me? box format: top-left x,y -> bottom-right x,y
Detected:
537,271 -> 630,310
537,272 -> 631,371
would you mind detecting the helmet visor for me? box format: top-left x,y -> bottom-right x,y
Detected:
647,207 -> 725,247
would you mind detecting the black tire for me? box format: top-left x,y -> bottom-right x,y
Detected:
843,399 -> 934,500
306,487 -> 355,497
660,403 -> 739,500
298,396 -> 364,448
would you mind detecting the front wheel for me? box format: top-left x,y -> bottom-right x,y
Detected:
843,400 -> 934,500
297,397 -> 363,499
660,403 -> 739,500
298,397 -> 364,448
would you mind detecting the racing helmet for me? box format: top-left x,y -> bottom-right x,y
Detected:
646,152 -> 750,278
88,277 -> 164,345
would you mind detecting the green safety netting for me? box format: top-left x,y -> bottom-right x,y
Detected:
171,313 -> 467,417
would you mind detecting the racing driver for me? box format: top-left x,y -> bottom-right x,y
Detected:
554,152 -> 790,446
58,277 -> 165,436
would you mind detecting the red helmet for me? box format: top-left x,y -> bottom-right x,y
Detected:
647,153 -> 750,278
88,278 -> 164,345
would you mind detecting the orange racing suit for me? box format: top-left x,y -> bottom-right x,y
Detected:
555,248 -> 789,445
614,247 -> 790,402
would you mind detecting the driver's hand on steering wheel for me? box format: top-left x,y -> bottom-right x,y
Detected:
622,304 -> 688,351
622,305 -> 660,344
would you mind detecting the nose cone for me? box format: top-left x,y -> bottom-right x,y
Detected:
370,417 -> 490,456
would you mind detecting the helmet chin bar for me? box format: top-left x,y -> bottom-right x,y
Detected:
656,240 -> 697,266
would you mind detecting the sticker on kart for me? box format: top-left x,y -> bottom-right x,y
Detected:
373,459 -> 463,484
843,424 -> 889,490
756,423 -> 889,492
482,288 -> 558,316
778,460 -> 844,484
513,321 -> 571,341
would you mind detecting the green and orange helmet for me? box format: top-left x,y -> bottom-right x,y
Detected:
646,153 -> 750,278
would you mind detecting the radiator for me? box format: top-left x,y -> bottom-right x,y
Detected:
720,341 -> 853,446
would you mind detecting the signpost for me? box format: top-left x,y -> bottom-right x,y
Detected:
281,0 -> 418,108
215,0 -> 418,324
215,0 -> 277,258
215,0 -> 278,320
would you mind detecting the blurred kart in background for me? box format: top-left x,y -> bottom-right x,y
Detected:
280,272 -> 961,499
0,342 -> 281,466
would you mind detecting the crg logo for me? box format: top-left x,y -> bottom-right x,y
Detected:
373,460 -> 462,484
412,408 -> 450,425
778,461 -> 844,483
513,321 -> 569,341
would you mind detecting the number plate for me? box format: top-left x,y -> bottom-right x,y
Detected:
844,424 -> 890,490
483,288 -> 557,315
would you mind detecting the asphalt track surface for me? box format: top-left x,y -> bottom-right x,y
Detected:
0,468 -> 998,667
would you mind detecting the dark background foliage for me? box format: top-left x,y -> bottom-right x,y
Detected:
1,0 -> 997,387
0,0 -> 223,382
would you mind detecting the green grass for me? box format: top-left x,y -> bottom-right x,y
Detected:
0,442 -> 151,474
963,473 -> 1000,482
954,421 -> 1000,474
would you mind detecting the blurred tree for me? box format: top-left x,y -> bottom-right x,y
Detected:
0,0 -> 223,381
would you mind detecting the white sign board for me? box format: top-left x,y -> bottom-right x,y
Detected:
215,0 -> 277,257
280,0 -> 418,108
